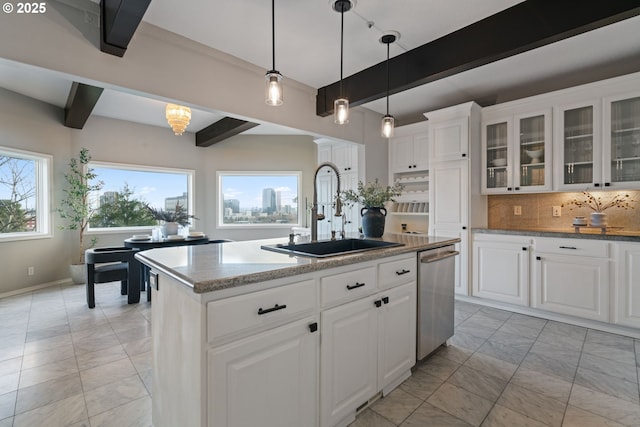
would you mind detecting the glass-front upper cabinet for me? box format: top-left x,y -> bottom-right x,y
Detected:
603,93 -> 640,187
554,101 -> 602,191
482,119 -> 511,193
481,110 -> 551,194
514,111 -> 552,192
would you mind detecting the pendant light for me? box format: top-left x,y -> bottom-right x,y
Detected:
380,31 -> 398,138
265,0 -> 283,106
333,0 -> 352,125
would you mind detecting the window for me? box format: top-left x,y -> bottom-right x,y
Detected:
88,162 -> 194,231
218,172 -> 301,227
0,146 -> 51,241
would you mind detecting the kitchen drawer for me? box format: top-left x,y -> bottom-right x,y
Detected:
321,266 -> 376,307
534,237 -> 609,258
378,255 -> 417,290
207,279 -> 316,345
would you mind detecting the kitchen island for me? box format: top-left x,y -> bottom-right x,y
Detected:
136,233 -> 459,427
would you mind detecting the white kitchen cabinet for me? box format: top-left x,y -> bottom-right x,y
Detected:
602,93 -> 640,188
426,101 -> 486,296
430,117 -> 469,162
614,242 -> 640,328
389,131 -> 429,173
320,254 -> 416,427
332,143 -> 359,173
472,234 -> 530,306
554,100 -> 603,190
481,110 -> 552,194
321,295 -> 378,427
532,238 -> 611,322
210,317 -> 318,427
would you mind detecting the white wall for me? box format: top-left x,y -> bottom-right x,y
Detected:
0,88 -> 317,295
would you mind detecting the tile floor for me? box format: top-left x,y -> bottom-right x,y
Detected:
1,284 -> 640,426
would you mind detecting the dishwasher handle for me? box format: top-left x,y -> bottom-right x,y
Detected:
420,250 -> 460,264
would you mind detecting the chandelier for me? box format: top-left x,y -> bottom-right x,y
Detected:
165,103 -> 191,135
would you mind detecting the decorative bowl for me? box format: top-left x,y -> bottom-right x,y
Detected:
525,149 -> 544,164
491,158 -> 507,167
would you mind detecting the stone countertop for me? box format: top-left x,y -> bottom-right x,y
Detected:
473,227 -> 640,242
135,234 -> 460,294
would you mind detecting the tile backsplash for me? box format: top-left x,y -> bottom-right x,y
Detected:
488,190 -> 640,231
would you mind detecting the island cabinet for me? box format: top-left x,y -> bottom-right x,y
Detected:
320,256 -> 416,427
614,242 -> 640,328
150,252 -> 418,427
532,237 -> 612,322
472,234 -> 531,306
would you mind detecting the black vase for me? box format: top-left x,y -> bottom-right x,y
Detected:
361,207 -> 387,238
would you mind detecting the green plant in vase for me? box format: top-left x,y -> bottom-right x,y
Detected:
342,179 -> 403,237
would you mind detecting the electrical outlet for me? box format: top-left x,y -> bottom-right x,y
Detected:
514,205 -> 522,216
27,266 -> 34,276
552,206 -> 562,217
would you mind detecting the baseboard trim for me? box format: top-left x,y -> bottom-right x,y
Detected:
0,278 -> 75,299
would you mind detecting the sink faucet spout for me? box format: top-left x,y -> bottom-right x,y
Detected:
312,162 -> 342,242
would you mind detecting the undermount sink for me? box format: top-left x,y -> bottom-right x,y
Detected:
261,238 -> 404,258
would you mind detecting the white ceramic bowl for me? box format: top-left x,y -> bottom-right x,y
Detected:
525,149 -> 544,163
491,158 -> 507,167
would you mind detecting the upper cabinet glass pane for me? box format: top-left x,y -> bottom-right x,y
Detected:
610,96 -> 640,183
485,122 -> 508,190
519,115 -> 545,187
563,106 -> 594,185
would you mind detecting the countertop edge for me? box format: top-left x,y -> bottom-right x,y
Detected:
135,236 -> 460,294
473,228 -> 640,242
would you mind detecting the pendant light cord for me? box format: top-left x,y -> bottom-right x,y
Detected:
386,42 -> 390,115
339,5 -> 344,97
271,0 -> 276,70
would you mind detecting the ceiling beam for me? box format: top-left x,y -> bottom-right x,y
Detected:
64,82 -> 104,129
316,0 -> 640,117
195,117 -> 260,147
100,0 -> 152,57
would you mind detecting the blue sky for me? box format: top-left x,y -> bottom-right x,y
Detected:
221,174 -> 298,210
91,166 -> 188,208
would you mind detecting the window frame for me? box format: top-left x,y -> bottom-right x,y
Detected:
87,161 -> 195,234
0,146 -> 52,242
217,171 -> 302,229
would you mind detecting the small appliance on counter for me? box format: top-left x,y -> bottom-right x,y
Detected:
572,216 -> 588,226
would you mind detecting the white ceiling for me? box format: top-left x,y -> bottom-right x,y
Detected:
1,0 -> 640,134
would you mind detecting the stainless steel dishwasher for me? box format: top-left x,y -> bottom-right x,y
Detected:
417,244 -> 459,360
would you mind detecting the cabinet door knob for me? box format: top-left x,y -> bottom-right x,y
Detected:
522,247 -> 527,251
507,187 -> 512,191
382,297 -> 389,304
462,153 -> 467,158
536,256 -> 541,261
309,322 -> 318,333
604,182 -> 611,187
462,226 -> 467,230
515,187 -> 520,191
374,300 -> 382,308
594,183 -> 600,187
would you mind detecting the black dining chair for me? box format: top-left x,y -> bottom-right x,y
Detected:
85,247 -> 141,309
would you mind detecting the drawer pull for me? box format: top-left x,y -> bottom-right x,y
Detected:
559,246 -> 577,250
257,304 -> 287,315
395,269 -> 411,276
346,282 -> 366,290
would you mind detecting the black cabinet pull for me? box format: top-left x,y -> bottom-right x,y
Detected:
462,153 -> 467,158
559,246 -> 577,250
507,187 -> 512,191
536,256 -> 541,261
374,300 -> 382,308
594,183 -> 600,187
462,226 -> 467,230
515,187 -> 520,191
382,297 -> 389,304
257,304 -> 287,315
396,269 -> 410,276
346,282 -> 365,290
413,164 -> 417,168
604,182 -> 611,187
309,322 -> 318,333
522,247 -> 527,251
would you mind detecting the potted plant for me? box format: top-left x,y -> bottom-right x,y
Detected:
562,190 -> 635,227
146,202 -> 197,237
342,179 -> 403,237
57,148 -> 104,284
